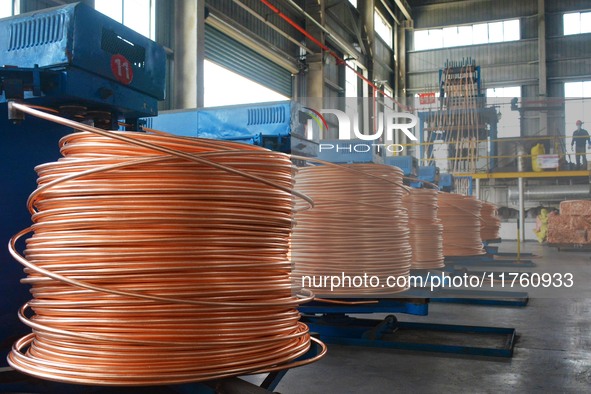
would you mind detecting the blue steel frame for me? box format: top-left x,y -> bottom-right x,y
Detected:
444,255 -> 536,268
301,315 -> 516,358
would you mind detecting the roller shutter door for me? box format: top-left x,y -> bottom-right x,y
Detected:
204,24 -> 292,97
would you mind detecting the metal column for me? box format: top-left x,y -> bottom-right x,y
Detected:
537,0 -> 548,136
518,177 -> 525,242
360,0 -> 375,136
173,0 -> 205,109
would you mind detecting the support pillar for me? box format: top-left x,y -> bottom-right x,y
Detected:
173,0 -> 205,109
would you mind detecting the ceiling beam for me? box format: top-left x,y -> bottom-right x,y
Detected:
393,0 -> 412,21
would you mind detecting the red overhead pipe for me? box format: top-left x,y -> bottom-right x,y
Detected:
259,0 -> 410,111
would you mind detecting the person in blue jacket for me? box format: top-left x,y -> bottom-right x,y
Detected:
571,120 -> 590,169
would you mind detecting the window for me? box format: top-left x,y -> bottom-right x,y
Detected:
564,11 -> 591,35
472,23 -> 488,44
383,85 -> 394,101
414,19 -> 520,50
95,0 -> 155,39
443,25 -> 472,47
565,81 -> 591,134
345,61 -> 359,98
414,29 -> 443,50
348,0 -> 357,8
374,10 -> 392,48
487,86 -> 521,138
0,0 -> 17,18
204,60 -> 288,107
503,19 -> 520,41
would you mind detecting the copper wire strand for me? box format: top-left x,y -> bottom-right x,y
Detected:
480,202 -> 501,241
291,163 -> 412,297
437,193 -> 486,256
11,103 -> 314,210
403,188 -> 445,269
7,104 -> 325,385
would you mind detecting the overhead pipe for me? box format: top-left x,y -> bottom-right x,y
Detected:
259,0 -> 410,112
508,184 -> 591,202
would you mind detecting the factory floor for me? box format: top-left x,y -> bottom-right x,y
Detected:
259,242 -> 591,393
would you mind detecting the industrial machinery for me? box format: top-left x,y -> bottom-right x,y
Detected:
384,155 -> 418,176
418,59 -> 499,173
0,4 -> 321,393
0,3 -> 165,127
145,101 -> 318,157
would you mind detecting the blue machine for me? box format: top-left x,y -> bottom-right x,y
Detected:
0,2 -> 166,128
409,165 -> 439,188
145,101 -> 318,157
417,165 -> 438,183
438,172 -> 454,191
383,155 -> 417,176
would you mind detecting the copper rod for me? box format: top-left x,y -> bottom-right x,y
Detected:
403,188 -> 445,269
438,193 -> 486,256
480,201 -> 501,241
7,104 -> 325,385
291,164 -> 411,297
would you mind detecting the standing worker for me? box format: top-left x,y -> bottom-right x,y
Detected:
571,120 -> 590,169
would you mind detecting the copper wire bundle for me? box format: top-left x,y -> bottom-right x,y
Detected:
403,188 -> 445,269
291,164 -> 411,297
437,193 -> 485,256
7,104 -> 325,386
480,201 -> 501,241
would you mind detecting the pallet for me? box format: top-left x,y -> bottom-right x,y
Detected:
548,243 -> 591,251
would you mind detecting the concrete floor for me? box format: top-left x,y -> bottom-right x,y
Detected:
268,242 -> 591,393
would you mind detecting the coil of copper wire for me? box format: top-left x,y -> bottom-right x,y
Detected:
403,188 -> 444,269
480,201 -> 501,241
291,163 -> 411,297
7,104 -> 326,386
437,193 -> 485,257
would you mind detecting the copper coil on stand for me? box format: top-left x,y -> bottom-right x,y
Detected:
438,193 -> 486,257
291,163 -> 411,297
7,103 -> 326,386
403,188 -> 445,269
480,201 -> 501,241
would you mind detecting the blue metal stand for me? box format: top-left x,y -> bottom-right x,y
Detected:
483,241 -> 535,257
299,298 -> 517,358
407,270 -> 529,307
299,298 -> 429,316
301,314 -> 516,358
445,255 -> 536,268
430,289 -> 529,307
